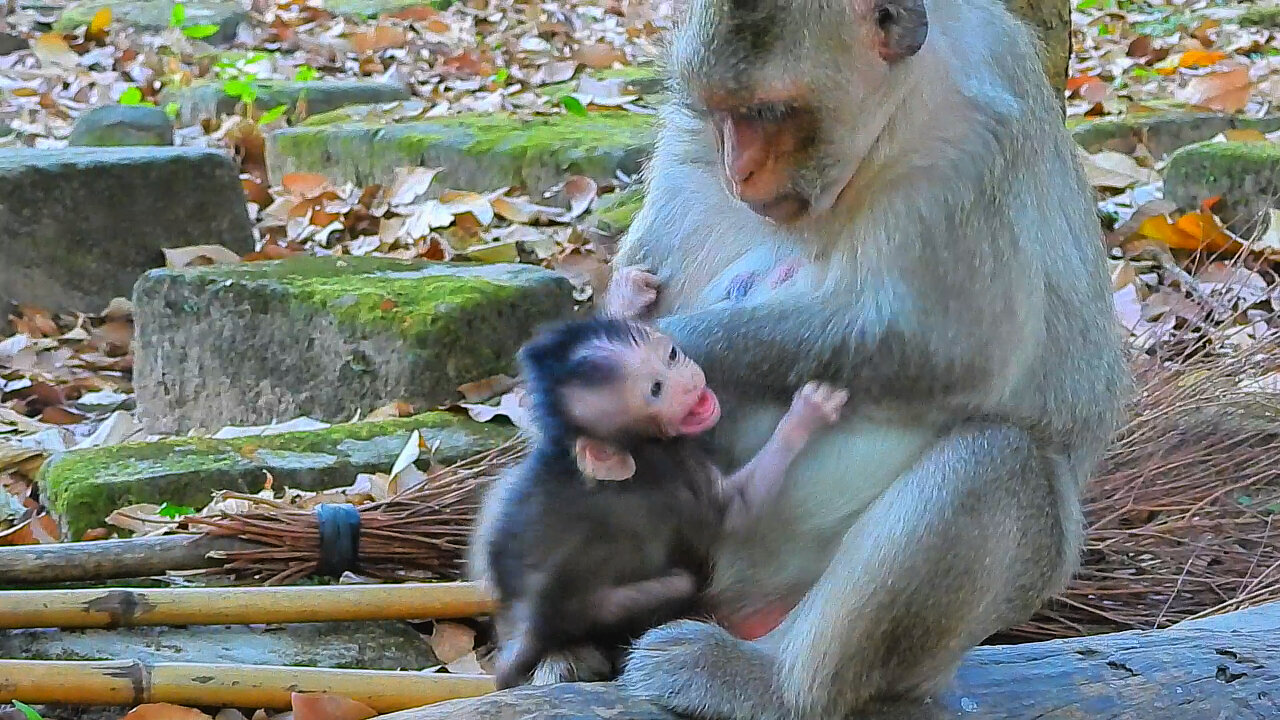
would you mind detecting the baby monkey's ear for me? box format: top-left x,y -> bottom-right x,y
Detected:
574,437 -> 637,483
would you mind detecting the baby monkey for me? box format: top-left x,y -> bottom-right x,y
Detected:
474,271 -> 846,688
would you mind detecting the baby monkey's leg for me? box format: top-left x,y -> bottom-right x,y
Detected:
721,382 -> 848,530
590,569 -> 699,626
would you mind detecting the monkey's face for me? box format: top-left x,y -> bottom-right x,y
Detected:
671,0 -> 929,224
562,332 -> 721,440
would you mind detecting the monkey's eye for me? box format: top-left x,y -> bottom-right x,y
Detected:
650,381 -> 663,398
669,347 -> 679,363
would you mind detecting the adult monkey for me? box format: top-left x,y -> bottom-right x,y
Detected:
602,0 -> 1130,716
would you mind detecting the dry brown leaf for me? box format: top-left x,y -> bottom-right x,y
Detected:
1078,149 -> 1157,190
1177,49 -> 1228,68
350,23 -> 408,54
575,43 -> 627,69
388,167 -> 442,206
457,374 -> 517,402
123,704 -> 213,720
445,651 -> 484,674
532,59 -> 579,85
290,693 -> 377,720
214,711 -> 249,720
32,33 -> 79,68
1219,128 -> 1267,142
1177,67 -> 1252,113
429,621 -> 477,663
282,172 -> 333,198
0,512 -> 59,546
559,176 -> 598,219
163,245 -> 243,269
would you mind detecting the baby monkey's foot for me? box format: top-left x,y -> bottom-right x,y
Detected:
780,382 -> 849,446
606,265 -> 660,319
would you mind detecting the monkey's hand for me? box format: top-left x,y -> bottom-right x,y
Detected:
777,381 -> 849,448
605,265 -> 660,319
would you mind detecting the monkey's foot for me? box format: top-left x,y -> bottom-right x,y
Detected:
620,619 -> 792,720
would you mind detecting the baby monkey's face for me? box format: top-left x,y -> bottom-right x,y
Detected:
562,330 -> 721,440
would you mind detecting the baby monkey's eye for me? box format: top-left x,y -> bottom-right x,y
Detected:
650,381 -> 663,398
669,347 -> 679,362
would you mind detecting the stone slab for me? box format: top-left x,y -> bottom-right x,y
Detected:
265,111 -> 654,193
68,105 -> 175,147
38,411 -> 514,540
133,256 -> 575,434
1071,107 -> 1280,158
54,0 -> 247,45
160,79 -> 412,126
0,147 -> 253,314
1163,140 -> 1280,233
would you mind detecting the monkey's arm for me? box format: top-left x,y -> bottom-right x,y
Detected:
589,570 -> 698,626
657,299 -> 1000,404
721,383 -> 847,530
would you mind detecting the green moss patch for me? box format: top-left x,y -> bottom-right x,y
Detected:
266,110 -> 655,194
39,411 -> 514,540
159,80 -> 411,126
1241,6 -> 1280,29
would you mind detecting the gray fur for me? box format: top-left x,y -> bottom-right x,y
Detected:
607,0 -> 1129,716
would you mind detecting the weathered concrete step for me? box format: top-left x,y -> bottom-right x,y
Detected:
161,79 -> 413,126
0,147 -> 252,315
38,411 -> 514,540
1071,105 -> 1280,158
134,256 -> 575,434
55,0 -> 246,45
265,110 -> 655,193
1163,141 -> 1280,233
68,105 -> 175,147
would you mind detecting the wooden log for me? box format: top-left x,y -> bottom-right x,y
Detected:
0,535 -> 256,586
380,602 -> 1280,720
0,660 -> 494,713
0,583 -> 496,629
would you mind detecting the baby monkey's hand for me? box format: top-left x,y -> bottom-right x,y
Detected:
779,382 -> 849,447
606,265 -> 660,319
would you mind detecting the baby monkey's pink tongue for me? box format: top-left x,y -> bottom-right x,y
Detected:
678,388 -> 721,435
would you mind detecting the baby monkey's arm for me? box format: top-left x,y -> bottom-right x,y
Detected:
604,265 -> 660,319
720,382 -> 848,531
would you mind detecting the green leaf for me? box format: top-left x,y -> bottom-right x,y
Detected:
119,86 -> 144,105
294,65 -> 318,82
493,67 -> 509,86
182,23 -> 220,39
156,502 -> 197,518
170,2 -> 186,26
258,104 -> 288,124
223,78 -> 257,104
13,701 -> 43,720
164,101 -> 180,120
560,95 -> 588,118
1237,495 -> 1254,506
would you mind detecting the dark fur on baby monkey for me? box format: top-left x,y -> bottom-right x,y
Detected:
470,316 -> 846,689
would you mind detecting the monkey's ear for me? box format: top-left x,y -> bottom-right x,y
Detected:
575,437 -> 637,483
873,0 -> 928,63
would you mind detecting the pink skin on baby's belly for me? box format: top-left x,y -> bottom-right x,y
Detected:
703,255 -> 810,641
716,599 -> 801,640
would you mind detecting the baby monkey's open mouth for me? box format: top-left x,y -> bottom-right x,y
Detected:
678,388 -> 721,435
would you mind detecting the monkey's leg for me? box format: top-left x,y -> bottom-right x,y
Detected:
620,423 -> 1072,720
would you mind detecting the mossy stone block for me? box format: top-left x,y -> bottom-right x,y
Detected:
54,0 -> 247,45
1071,106 -> 1280,158
321,0 -> 453,18
0,147 -> 252,315
537,65 -> 667,100
39,411 -> 514,539
1241,6 -> 1280,29
68,105 -> 175,147
160,79 -> 412,126
1164,141 -> 1280,233
265,110 -> 655,194
133,256 -> 576,434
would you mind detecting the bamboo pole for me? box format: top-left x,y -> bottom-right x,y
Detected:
0,660 -> 495,712
0,583 -> 496,629
0,535 -> 258,585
